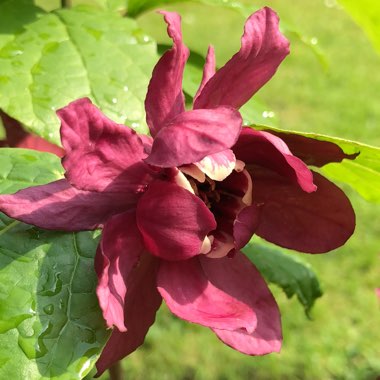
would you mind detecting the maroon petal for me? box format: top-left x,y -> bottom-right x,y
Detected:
234,128 -> 316,193
251,169 -> 356,253
234,205 -> 261,249
262,130 -> 359,167
145,11 -> 189,137
207,253 -> 282,355
146,107 -> 242,168
207,169 -> 253,258
136,180 -> 216,261
0,179 -> 134,231
157,257 -> 257,332
95,253 -> 161,376
59,98 -> 155,193
194,7 -> 289,109
194,45 -> 216,104
95,211 -> 144,332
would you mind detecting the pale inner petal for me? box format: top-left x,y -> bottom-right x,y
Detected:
174,170 -> 195,194
180,164 -> 206,183
195,149 -> 236,181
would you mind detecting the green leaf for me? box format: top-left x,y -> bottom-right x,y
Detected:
0,149 -> 109,379
338,0 -> 380,54
0,1 -> 158,144
0,149 -> 63,194
254,125 -> 380,203
243,242 -> 323,317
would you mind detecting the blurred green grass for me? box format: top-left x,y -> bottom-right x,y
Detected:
98,1 -> 380,379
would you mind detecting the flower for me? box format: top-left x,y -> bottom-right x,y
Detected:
0,7 -> 355,375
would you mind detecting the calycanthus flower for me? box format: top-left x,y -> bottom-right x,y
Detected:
0,7 -> 355,375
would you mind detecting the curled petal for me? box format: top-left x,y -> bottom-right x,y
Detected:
202,252 -> 282,355
95,211 -> 144,331
195,149 -> 236,181
194,7 -> 289,109
136,180 -> 216,261
234,128 -> 316,193
262,130 -> 359,167
180,164 -> 206,183
145,12 -> 189,136
251,169 -> 356,253
59,98 -> 154,193
0,179 -> 134,231
208,169 -> 254,258
157,257 -> 257,332
234,205 -> 260,249
194,45 -> 216,104
96,254 -> 161,376
146,107 -> 242,168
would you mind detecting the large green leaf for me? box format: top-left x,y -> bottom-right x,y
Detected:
255,125 -> 380,203
0,149 -> 63,194
0,1 -> 158,144
338,0 -> 380,54
243,241 -> 323,317
0,149 -> 109,379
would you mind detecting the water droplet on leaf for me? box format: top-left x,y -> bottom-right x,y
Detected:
43,304 -> 54,315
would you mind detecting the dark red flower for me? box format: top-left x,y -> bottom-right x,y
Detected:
0,7 -> 355,375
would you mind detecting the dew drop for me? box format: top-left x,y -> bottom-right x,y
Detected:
310,37 -> 318,45
111,97 -> 118,104
262,111 -> 275,119
11,50 -> 23,56
123,85 -> 129,92
43,304 -> 54,315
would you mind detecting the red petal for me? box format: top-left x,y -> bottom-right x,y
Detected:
136,180 -> 216,261
0,179 -> 133,231
194,45 -> 216,104
202,252 -> 282,355
95,254 -> 161,376
234,128 -> 316,193
95,211 -> 144,331
234,205 -> 260,249
157,257 -> 257,332
146,107 -> 242,168
58,98 -> 155,193
252,169 -> 356,253
262,130 -> 359,167
145,12 -> 189,137
194,7 -> 289,109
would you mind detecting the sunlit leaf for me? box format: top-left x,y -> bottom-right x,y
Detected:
0,149 -> 109,379
0,0 -> 158,144
338,0 -> 380,54
255,125 -> 380,203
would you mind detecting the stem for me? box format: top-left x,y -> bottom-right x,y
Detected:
109,362 -> 124,380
